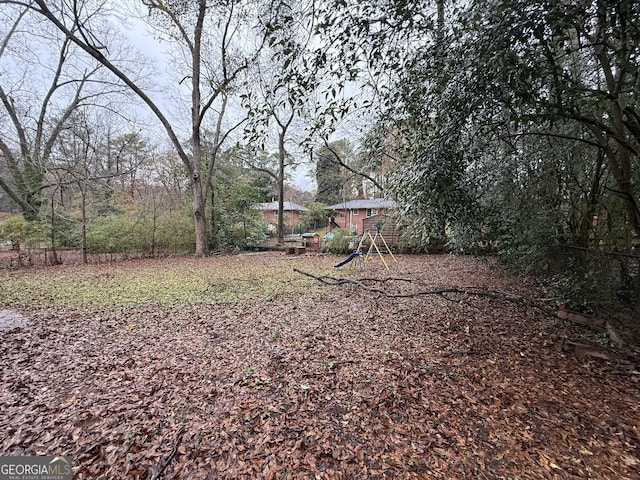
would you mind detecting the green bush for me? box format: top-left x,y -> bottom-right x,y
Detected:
303,202 -> 329,231
0,215 -> 28,250
213,213 -> 268,250
154,207 -> 195,254
86,214 -> 141,253
325,229 -> 351,254
243,220 -> 268,249
24,220 -> 49,249
0,215 -> 50,250
52,212 -> 82,249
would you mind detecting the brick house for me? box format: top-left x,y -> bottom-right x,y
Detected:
325,199 -> 396,236
258,201 -> 308,234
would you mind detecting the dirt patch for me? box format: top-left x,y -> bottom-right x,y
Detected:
1,254 -> 639,479
0,309 -> 26,329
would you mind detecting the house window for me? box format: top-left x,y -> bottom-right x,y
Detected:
366,208 -> 378,217
351,209 -> 359,215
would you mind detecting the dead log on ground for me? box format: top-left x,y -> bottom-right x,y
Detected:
557,307 -> 625,348
562,341 -> 624,361
293,268 -> 540,306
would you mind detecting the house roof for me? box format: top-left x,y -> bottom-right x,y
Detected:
258,201 -> 308,212
325,199 -> 396,210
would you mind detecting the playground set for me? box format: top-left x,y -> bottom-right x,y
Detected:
334,229 -> 398,270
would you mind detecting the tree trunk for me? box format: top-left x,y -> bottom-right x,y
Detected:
50,197 -> 60,265
576,150 -> 604,247
191,175 -> 208,257
590,4 -> 640,239
436,0 -> 445,41
277,131 -> 286,244
81,190 -> 88,264
243,218 -> 247,243
189,0 -> 209,258
610,154 -> 640,239
22,190 -> 42,222
210,184 -> 217,251
151,193 -> 157,258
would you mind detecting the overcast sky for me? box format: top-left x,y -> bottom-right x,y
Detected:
118,7 -> 317,191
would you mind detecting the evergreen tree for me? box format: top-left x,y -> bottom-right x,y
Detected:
315,145 -> 343,205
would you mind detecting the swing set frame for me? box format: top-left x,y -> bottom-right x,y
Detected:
352,229 -> 398,270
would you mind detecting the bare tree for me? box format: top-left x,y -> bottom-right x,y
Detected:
243,0 -> 316,243
0,5 -> 107,220
2,0 -> 263,256
52,108 -> 143,263
243,94 -> 296,244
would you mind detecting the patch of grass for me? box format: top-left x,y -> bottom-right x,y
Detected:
0,255 -> 325,310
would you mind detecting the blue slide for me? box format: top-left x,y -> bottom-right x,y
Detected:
334,252 -> 363,268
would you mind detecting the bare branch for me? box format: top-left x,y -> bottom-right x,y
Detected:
506,131 -> 603,150
0,3 -> 28,59
293,268 -> 540,306
29,0 -> 190,166
321,138 -> 384,191
142,0 -> 195,52
0,85 -> 30,160
35,37 -> 73,156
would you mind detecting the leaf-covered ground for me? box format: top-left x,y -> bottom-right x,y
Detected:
1,253 -> 639,479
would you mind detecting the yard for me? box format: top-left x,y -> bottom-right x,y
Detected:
0,252 -> 639,479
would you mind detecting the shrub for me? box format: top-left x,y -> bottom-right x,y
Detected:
154,207 -> 195,254
86,214 -> 140,253
0,215 -> 28,250
325,229 -> 351,254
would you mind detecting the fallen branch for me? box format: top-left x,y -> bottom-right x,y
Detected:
562,341 -> 623,362
557,307 -> 625,348
557,307 -> 606,331
293,268 -> 533,304
358,276 -> 413,284
150,426 -> 185,480
294,268 -> 452,297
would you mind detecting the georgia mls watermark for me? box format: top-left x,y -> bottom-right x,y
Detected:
0,456 -> 72,480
